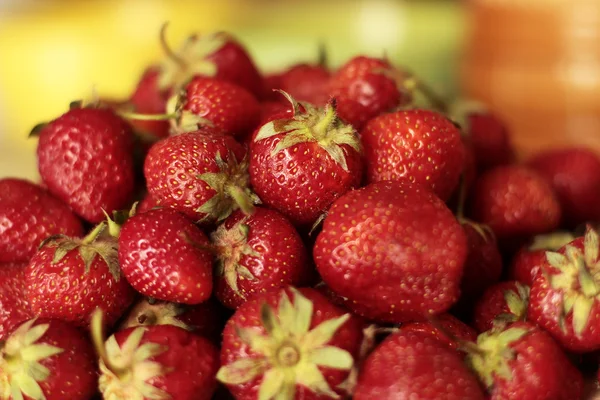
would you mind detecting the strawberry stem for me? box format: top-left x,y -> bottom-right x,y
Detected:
116,109 -> 175,121
312,101 -> 336,138
455,174 -> 467,220
91,310 -> 127,376
81,222 -> 107,245
227,185 -> 255,216
159,22 -> 187,68
410,76 -> 448,113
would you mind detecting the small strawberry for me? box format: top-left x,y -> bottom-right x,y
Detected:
258,100 -> 294,126
473,281 -> 530,333
144,128 -> 259,223
25,221 -> 135,328
528,227 -> 600,352
269,63 -> 331,106
249,93 -> 363,227
353,330 -> 486,400
212,207 -> 311,309
92,311 -> 220,400
217,287 -> 364,399
118,207 -> 214,304
0,178 -> 83,263
400,313 -> 477,353
314,181 -> 467,323
0,262 -> 32,340
35,105 -> 136,223
127,66 -> 171,139
466,322 -> 583,400
528,147 -> 600,227
360,109 -> 465,201
0,318 -> 97,400
137,192 -> 161,213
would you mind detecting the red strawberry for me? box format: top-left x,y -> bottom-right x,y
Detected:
528,227 -> 600,352
118,207 -> 214,304
128,66 -> 171,139
249,94 -> 363,227
0,318 -> 97,400
361,109 -> 465,201
217,287 -> 363,399
25,221 -> 135,328
144,128 -> 259,223
258,100 -> 294,125
314,181 -> 467,323
92,311 -> 220,400
137,192 -> 161,213
0,178 -> 83,263
0,262 -> 32,340
528,147 -> 600,227
36,106 -> 136,223
466,111 -> 514,171
270,63 -> 331,106
466,322 -> 583,400
354,330 -> 486,400
473,281 -> 530,333
400,313 -> 477,352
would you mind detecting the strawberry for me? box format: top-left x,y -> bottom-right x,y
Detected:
249,94 -> 363,227
400,313 -> 477,353
0,262 -> 32,340
212,207 -> 311,309
528,147 -> 600,227
466,322 -> 583,400
118,207 -> 214,304
269,63 -> 331,106
465,111 -> 514,171
128,66 -> 171,139
314,181 -> 467,323
217,286 -> 364,399
137,192 -> 160,213
353,330 -> 486,400
473,281 -> 530,333
360,109 -> 465,201
0,178 -> 83,263
258,100 -> 294,125
36,106 -> 136,223
92,311 -> 220,400
528,227 -> 600,352
25,221 -> 135,328
0,318 -> 97,400
144,128 -> 259,223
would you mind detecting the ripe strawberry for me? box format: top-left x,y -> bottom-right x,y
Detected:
314,181 -> 467,323
212,207 -> 311,309
0,262 -> 32,340
217,287 -> 364,399
25,221 -> 135,328
249,94 -> 363,227
353,330 -> 486,400
473,281 -> 530,333
36,106 -> 136,223
528,227 -> 600,352
0,178 -> 83,263
400,313 -> 477,353
268,63 -> 331,106
128,66 -> 171,139
144,128 -> 259,223
361,109 -> 465,201
465,111 -> 514,171
118,207 -> 214,304
258,100 -> 294,125
466,322 -> 583,400
0,318 -> 97,400
137,192 -> 161,213
528,147 -> 600,227
92,311 -> 220,400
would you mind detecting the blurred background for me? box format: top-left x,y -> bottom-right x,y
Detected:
0,0 -> 599,180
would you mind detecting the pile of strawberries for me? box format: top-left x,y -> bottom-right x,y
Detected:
2,25 -> 600,400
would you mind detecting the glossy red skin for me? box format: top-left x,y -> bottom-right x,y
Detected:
361,109 -> 465,201
400,313 -> 477,352
528,147 -> 600,227
313,181 -> 467,323
509,248 -> 547,286
482,322 -> 582,400
328,56 -> 402,130
274,64 -> 331,106
220,287 -> 364,400
0,262 -> 32,340
471,166 -> 561,243
214,207 -> 310,309
137,193 -> 160,213
129,66 -> 170,139
258,101 -> 294,125
467,112 -> 514,171
37,107 -> 136,223
0,178 -> 83,263
112,325 -> 220,400
144,129 -> 247,222
528,236 -> 600,352
473,281 -> 529,333
183,76 -> 260,138
26,242 -> 136,328
119,208 -> 214,304
354,330 -> 485,400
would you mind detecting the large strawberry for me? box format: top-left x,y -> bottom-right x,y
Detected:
473,280 -> 530,333
267,62 -> 331,106
0,318 -> 97,400
0,262 -> 32,340
35,105 -> 136,223
0,178 -> 83,263
353,330 -> 485,400
249,93 -> 363,227
144,128 -> 259,223
118,207 -> 214,304
212,207 -> 311,309
217,287 -> 364,399
314,181 -> 467,323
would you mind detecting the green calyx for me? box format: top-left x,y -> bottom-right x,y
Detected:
494,283 -> 530,328
217,288 -> 354,400
528,231 -> 576,252
254,91 -> 361,172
